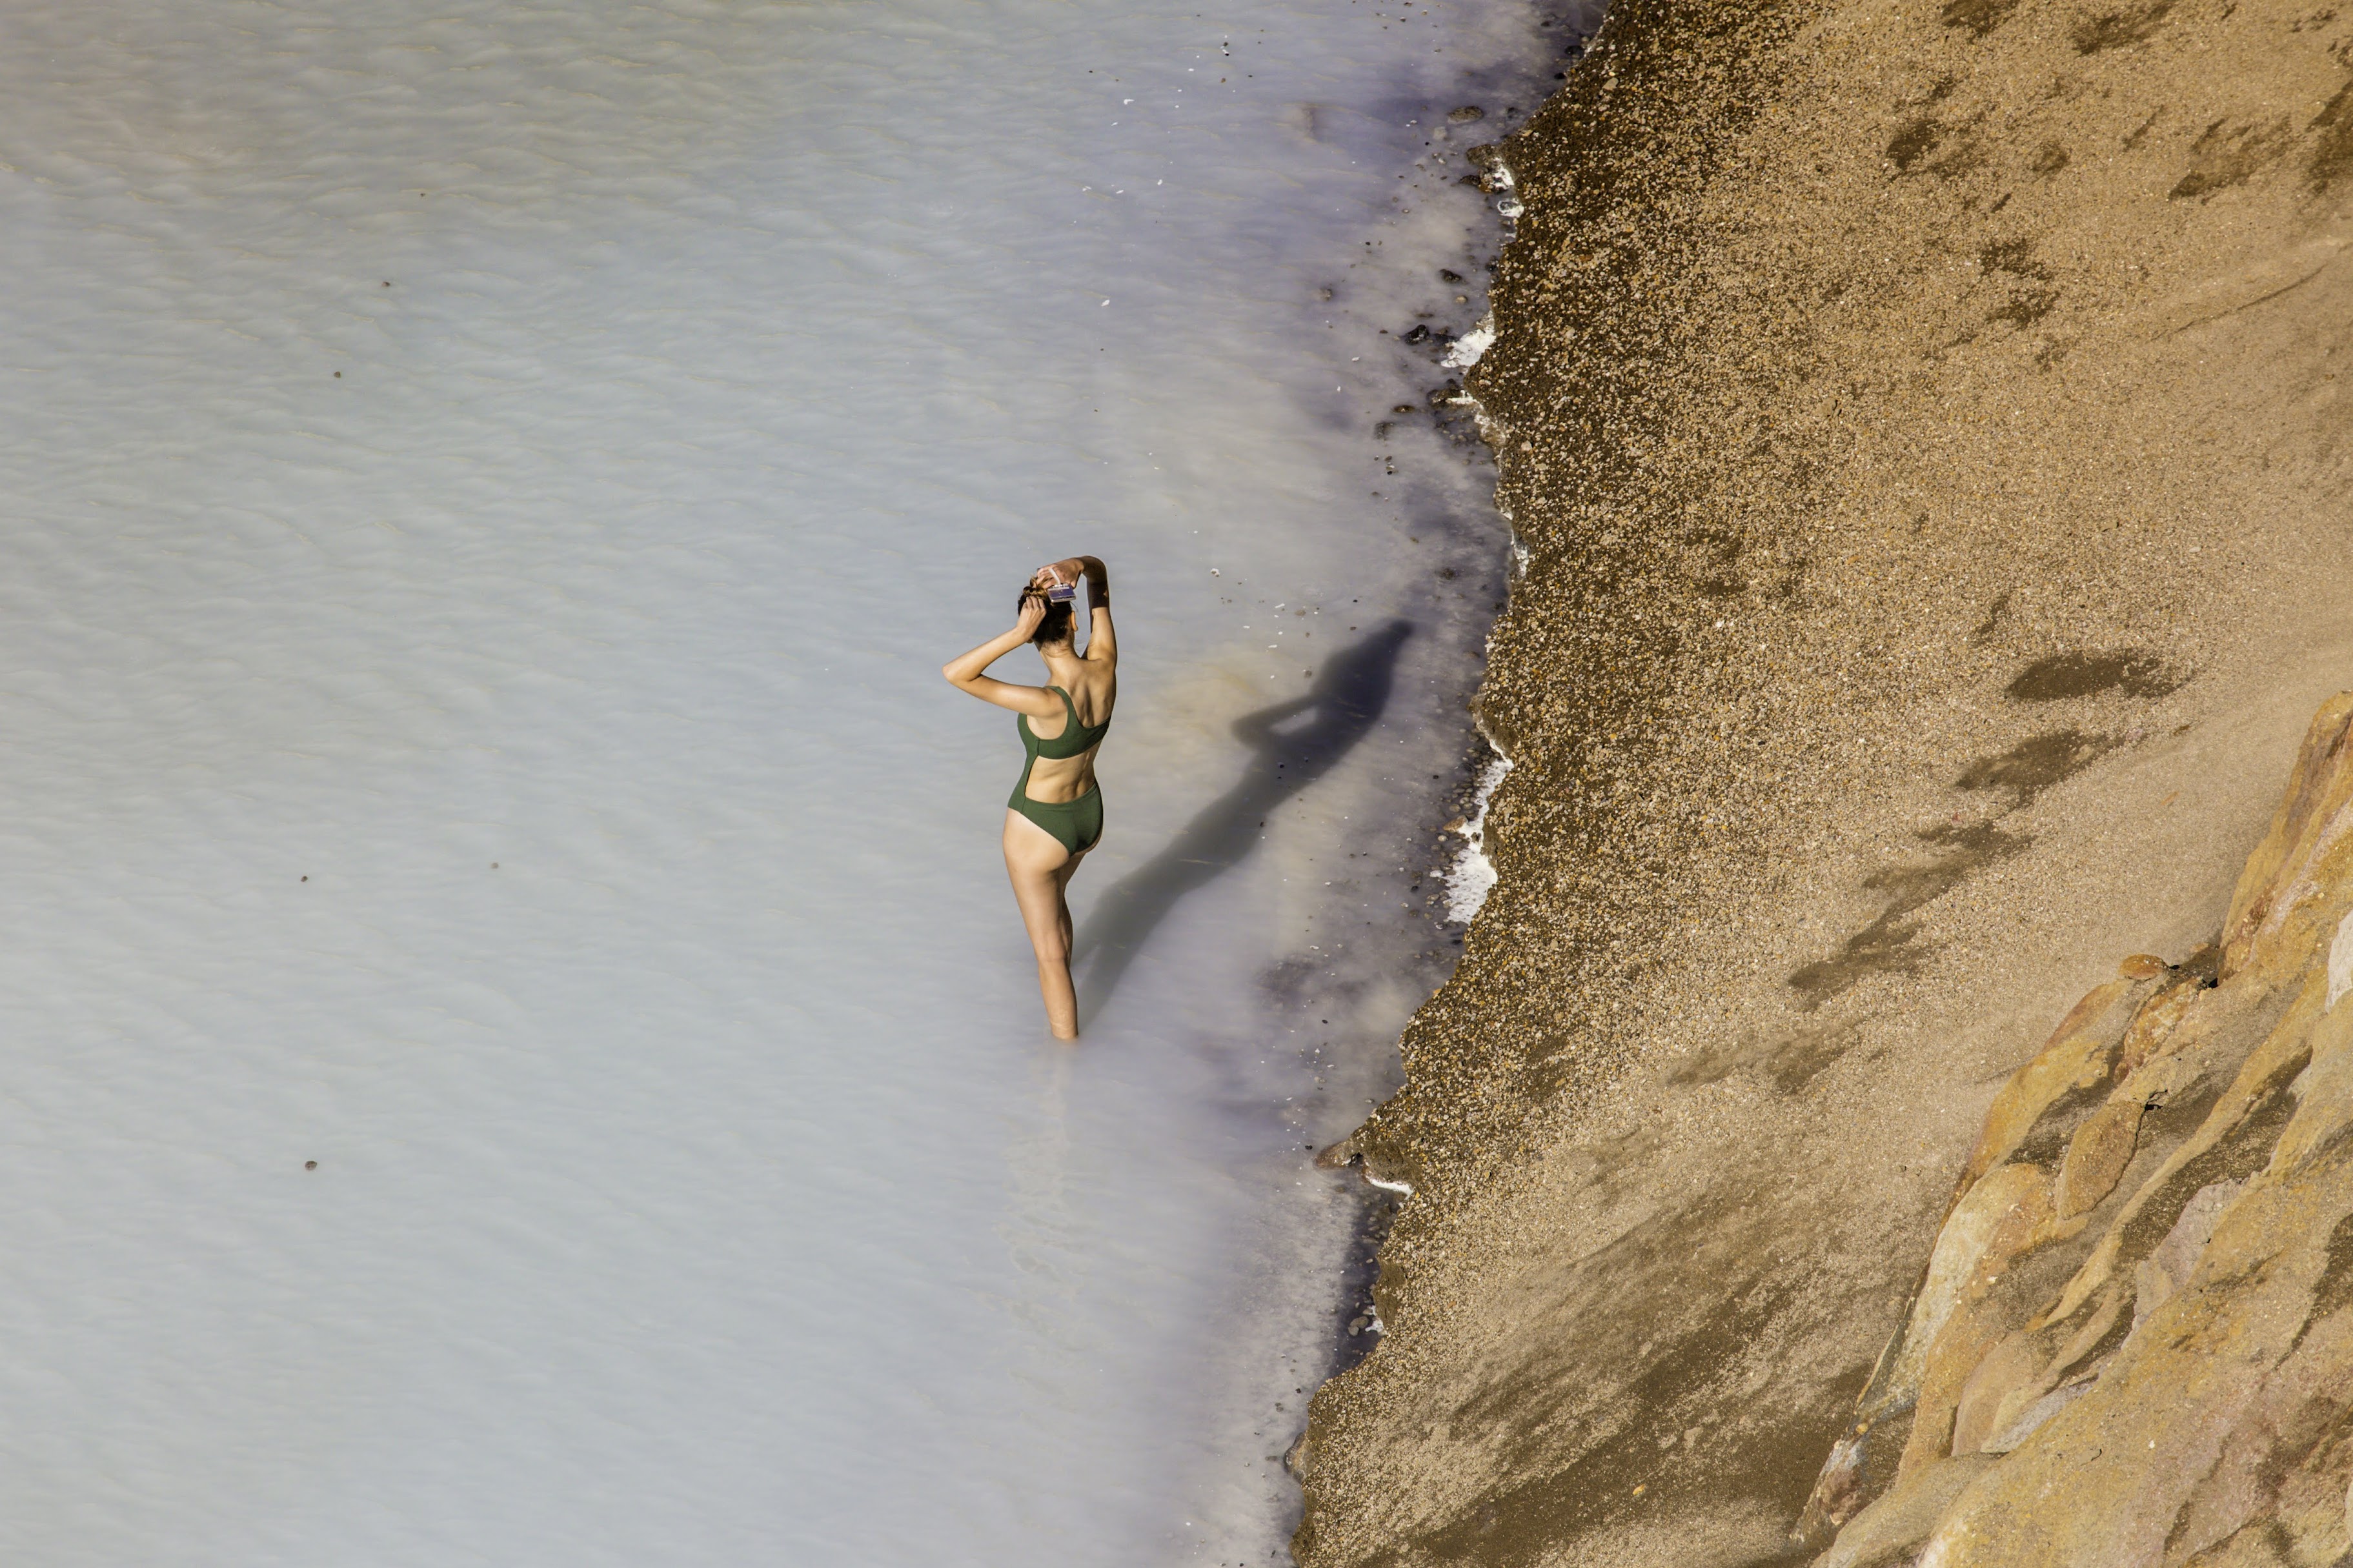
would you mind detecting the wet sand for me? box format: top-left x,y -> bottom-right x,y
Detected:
1295,0 -> 2353,1559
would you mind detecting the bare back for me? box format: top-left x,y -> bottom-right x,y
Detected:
1018,665 -> 1115,805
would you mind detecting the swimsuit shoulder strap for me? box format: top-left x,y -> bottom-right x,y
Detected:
1021,685 -> 1079,750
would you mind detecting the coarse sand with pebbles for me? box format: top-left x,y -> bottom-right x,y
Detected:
1294,0 -> 2353,1560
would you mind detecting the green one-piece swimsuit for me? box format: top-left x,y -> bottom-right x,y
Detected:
1010,685 -> 1109,854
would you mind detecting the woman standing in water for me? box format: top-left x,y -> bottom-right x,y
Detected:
942,557 -> 1116,1040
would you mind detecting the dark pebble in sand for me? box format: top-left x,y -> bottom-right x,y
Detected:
305,1160 -> 318,1170
1448,105 -> 1484,122
1439,268 -> 1464,283
1404,325 -> 1430,344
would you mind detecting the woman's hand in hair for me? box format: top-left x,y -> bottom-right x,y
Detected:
1013,591 -> 1049,641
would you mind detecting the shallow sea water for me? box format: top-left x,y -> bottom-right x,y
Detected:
0,3 -> 1581,1562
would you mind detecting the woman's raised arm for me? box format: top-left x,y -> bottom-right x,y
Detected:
942,597 -> 1062,716
1044,556 -> 1115,667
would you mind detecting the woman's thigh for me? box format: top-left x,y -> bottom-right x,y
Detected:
1003,810 -> 1074,948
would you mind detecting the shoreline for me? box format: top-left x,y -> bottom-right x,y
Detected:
1146,8 -> 1621,1551
1277,60 -> 1575,1435
1295,0 -> 2353,1556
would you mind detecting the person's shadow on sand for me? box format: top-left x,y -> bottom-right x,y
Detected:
1073,619 -> 1413,1022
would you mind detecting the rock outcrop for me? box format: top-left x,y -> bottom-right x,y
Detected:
1797,693 -> 2353,1565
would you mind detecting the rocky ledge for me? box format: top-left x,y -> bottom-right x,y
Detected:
1803,694 -> 2353,1565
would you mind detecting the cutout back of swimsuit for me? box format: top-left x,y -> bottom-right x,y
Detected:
1019,685 -> 1110,759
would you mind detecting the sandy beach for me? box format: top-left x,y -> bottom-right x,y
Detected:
1297,0 -> 2353,1558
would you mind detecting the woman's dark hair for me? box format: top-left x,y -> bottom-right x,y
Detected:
1019,588 -> 1075,649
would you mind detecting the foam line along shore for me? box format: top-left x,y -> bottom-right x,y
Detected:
1292,0 -> 2353,1559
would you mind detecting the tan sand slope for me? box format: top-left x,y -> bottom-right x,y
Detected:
1294,0 -> 2353,1558
1804,694 -> 2353,1565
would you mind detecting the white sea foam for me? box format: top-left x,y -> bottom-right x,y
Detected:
1444,753 -> 1516,923
0,0 -> 1579,1563
1444,316 -> 1499,368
